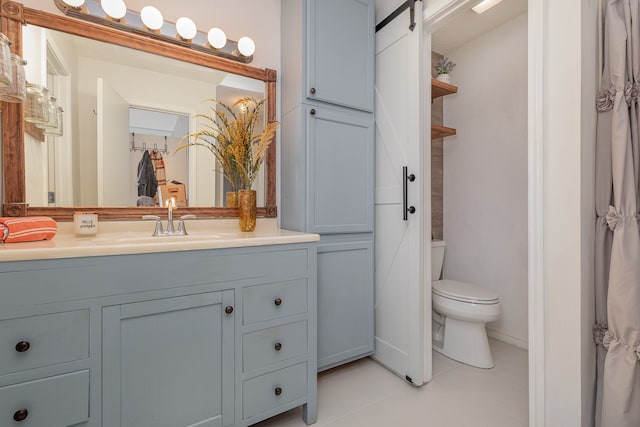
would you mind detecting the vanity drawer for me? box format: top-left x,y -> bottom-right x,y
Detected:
0,370 -> 90,426
243,279 -> 308,325
242,362 -> 308,419
0,310 -> 90,376
243,320 -> 308,372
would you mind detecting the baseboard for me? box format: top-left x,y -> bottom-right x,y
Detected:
487,328 -> 529,350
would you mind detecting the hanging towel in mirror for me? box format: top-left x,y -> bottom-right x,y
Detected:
137,150 -> 158,198
150,150 -> 166,187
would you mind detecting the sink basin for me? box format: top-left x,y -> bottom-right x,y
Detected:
90,233 -> 223,245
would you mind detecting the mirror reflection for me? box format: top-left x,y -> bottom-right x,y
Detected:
22,24 -> 266,208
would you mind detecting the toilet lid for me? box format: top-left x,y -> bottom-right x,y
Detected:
432,280 -> 499,304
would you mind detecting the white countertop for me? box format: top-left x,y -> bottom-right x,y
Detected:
0,219 -> 319,262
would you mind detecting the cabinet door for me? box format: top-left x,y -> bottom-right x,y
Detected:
306,0 -> 374,111
307,106 -> 374,234
102,291 -> 235,427
317,238 -> 374,370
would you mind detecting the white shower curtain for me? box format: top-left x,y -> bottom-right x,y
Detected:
595,1 -> 640,426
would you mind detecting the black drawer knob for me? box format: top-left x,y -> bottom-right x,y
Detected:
225,306 -> 234,315
309,109 -> 316,116
13,409 -> 28,422
310,87 -> 316,94
15,341 -> 30,353
274,342 -> 282,351
274,298 -> 282,306
274,387 -> 282,396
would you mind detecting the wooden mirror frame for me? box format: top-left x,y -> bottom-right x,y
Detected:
0,0 -> 277,220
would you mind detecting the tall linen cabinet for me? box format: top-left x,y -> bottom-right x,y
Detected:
281,0 -> 375,371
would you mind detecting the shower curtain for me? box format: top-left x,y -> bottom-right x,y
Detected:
595,1 -> 640,426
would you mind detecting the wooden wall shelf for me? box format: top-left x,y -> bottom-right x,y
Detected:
431,78 -> 458,100
431,78 -> 457,140
431,125 -> 456,139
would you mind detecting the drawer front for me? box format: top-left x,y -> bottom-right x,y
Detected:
242,362 -> 308,419
243,279 -> 308,325
0,370 -> 90,426
243,321 -> 308,372
0,310 -> 90,376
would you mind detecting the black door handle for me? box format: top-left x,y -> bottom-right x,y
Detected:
403,167 -> 416,220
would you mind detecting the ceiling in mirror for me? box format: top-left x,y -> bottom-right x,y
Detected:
22,25 -> 267,209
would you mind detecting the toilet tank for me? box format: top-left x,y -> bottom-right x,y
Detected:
431,240 -> 446,281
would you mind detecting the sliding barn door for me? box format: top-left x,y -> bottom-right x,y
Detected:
373,2 -> 430,385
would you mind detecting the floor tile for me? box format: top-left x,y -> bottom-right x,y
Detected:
252,340 -> 528,427
316,357 -> 413,424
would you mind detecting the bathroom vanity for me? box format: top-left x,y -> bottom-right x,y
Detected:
0,222 -> 318,427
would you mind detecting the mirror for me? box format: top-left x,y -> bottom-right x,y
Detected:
23,26 -> 266,208
1,1 -> 277,220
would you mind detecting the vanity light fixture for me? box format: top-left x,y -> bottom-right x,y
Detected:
61,0 -> 85,7
140,6 -> 163,31
471,0 -> 504,14
175,17 -> 197,41
100,0 -> 126,20
237,36 -> 256,57
53,0 -> 255,63
207,28 -> 227,50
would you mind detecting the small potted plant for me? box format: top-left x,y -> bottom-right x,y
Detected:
435,57 -> 456,84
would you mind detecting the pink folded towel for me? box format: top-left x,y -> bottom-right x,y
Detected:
0,216 -> 57,243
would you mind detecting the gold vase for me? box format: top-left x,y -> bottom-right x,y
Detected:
238,189 -> 256,232
226,191 -> 238,208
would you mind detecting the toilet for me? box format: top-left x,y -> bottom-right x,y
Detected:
431,240 -> 501,368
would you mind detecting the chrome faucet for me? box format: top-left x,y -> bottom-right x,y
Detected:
166,197 -> 176,234
142,198 -> 196,236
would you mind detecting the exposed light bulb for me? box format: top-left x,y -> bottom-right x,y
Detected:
471,0 -> 504,14
207,28 -> 227,49
237,36 -> 255,57
140,6 -> 163,30
62,0 -> 85,7
176,17 -> 197,41
101,0 -> 127,19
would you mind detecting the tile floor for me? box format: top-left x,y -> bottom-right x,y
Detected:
254,339 -> 528,427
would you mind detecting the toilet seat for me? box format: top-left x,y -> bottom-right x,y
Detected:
432,280 -> 499,305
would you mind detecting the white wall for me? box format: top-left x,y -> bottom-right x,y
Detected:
537,0 -> 598,424
441,13 -> 528,347
24,133 -> 48,206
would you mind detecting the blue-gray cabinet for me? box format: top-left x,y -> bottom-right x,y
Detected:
282,0 -> 375,372
0,243 -> 317,427
317,236 -> 374,370
282,0 -> 375,114
306,0 -> 375,111
282,104 -> 374,234
102,291 -> 235,427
